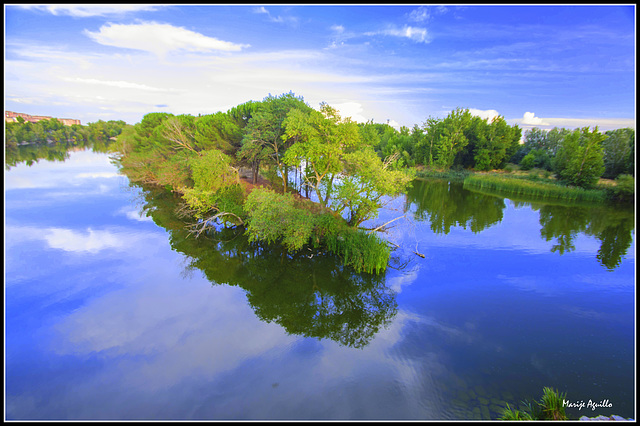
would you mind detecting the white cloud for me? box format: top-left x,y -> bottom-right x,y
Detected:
17,4 -> 162,17
85,22 -> 249,57
521,111 -> 549,126
6,96 -> 36,104
253,6 -> 298,25
64,77 -> 175,93
76,172 -> 120,179
540,117 -> 635,130
407,6 -> 449,23
408,7 -> 431,23
366,25 -> 430,44
10,226 -> 138,254
333,101 -> 368,123
510,113 -> 634,132
118,207 -> 155,222
387,119 -> 401,129
469,108 -> 500,121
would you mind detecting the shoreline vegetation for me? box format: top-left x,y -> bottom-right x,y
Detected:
498,387 -> 634,421
6,93 -> 634,273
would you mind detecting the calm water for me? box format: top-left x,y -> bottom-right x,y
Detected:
5,147 -> 635,420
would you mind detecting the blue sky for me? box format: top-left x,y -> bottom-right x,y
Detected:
4,4 -> 636,132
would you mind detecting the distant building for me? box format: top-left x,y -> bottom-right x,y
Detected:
5,111 -> 81,126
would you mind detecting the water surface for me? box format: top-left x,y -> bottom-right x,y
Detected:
5,147 -> 635,420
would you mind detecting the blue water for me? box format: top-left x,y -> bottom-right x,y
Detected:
4,148 -> 635,420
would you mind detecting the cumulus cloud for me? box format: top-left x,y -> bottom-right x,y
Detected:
469,108 -> 500,121
333,101 -> 368,123
521,112 -> 549,126
85,22 -> 249,57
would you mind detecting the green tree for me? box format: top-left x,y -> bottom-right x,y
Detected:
193,112 -> 243,155
181,149 -> 244,226
434,108 -> 471,169
333,147 -> 413,226
602,128 -> 634,178
553,127 -> 606,188
421,116 -> 444,166
238,93 -> 311,188
283,102 -> 362,207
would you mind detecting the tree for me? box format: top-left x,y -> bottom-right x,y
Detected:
194,112 -> 243,155
424,108 -> 472,169
333,147 -> 413,226
283,103 -> 412,228
181,149 -> 244,227
283,102 -> 362,207
438,108 -> 471,169
602,128 -> 634,178
421,116 -> 444,166
553,127 -> 606,188
158,114 -> 199,155
238,93 -> 311,187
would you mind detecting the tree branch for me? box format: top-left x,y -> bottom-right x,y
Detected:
366,215 -> 406,234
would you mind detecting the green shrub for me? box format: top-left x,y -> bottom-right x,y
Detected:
520,152 -> 536,170
606,174 -> 635,203
244,188 -> 315,252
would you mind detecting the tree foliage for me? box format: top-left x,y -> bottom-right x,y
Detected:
237,92 -> 311,187
602,128 -> 634,178
553,127 -> 606,188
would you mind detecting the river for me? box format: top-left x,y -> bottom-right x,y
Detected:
4,145 -> 635,420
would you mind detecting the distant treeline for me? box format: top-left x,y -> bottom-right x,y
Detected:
367,111 -> 634,189
5,117 -> 127,146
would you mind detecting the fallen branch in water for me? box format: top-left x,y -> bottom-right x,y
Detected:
186,212 -> 244,238
366,215 -> 406,234
387,240 -> 425,258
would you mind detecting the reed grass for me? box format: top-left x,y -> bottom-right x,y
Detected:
314,214 -> 391,275
499,387 -> 568,420
499,403 -> 534,420
540,387 -> 568,420
464,174 -> 606,203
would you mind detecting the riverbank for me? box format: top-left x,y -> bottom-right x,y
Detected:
415,165 -> 633,205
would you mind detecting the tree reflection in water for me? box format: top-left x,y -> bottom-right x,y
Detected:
134,184 -> 399,349
405,178 -> 635,270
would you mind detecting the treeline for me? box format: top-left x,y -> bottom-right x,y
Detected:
366,111 -> 634,191
5,117 -> 127,147
368,107 -> 523,172
513,126 -> 635,186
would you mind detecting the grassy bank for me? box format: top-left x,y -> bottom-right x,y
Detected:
463,173 -> 607,203
415,166 -> 472,183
